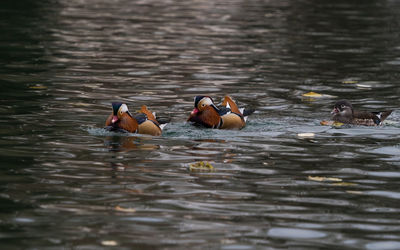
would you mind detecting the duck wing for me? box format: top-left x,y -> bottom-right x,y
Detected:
134,113 -> 148,125
217,106 -> 231,116
353,110 -> 392,125
242,107 -> 255,117
372,110 -> 392,123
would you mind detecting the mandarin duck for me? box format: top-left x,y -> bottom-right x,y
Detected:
322,100 -> 392,126
187,95 -> 254,129
105,102 -> 166,136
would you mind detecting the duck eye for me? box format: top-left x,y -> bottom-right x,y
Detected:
341,104 -> 345,109
201,104 -> 206,107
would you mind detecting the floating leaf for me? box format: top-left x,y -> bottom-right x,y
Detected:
302,92 -> 336,101
332,182 -> 357,186
189,161 -> 214,172
115,206 -> 136,213
308,176 -> 342,182
332,121 -> 345,127
320,121 -> 344,127
29,85 -> 47,89
342,80 -> 358,84
302,91 -> 322,97
320,120 -> 333,126
297,133 -> 315,138
101,240 -> 118,246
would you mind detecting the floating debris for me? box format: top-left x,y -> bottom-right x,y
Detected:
302,91 -> 322,97
346,190 -> 363,194
188,161 -> 214,172
302,92 -> 336,101
114,206 -> 136,213
29,84 -> 47,89
332,121 -> 345,127
101,240 -> 118,246
342,79 -> 372,89
356,84 -> 372,89
297,133 -> 315,138
342,80 -> 358,84
320,120 -> 332,126
308,176 -> 342,182
332,182 -> 357,186
308,176 -> 357,186
320,121 -> 344,127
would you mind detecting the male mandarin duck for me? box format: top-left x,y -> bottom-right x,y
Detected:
321,100 -> 392,126
187,95 -> 254,129
105,102 -> 165,136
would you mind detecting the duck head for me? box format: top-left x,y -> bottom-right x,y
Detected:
191,96 -> 218,115
331,100 -> 353,120
111,102 -> 132,124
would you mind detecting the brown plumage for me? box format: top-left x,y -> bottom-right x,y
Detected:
187,95 -> 254,130
105,103 -> 165,136
222,96 -> 241,114
105,102 -> 138,133
328,100 -> 392,126
137,105 -> 162,136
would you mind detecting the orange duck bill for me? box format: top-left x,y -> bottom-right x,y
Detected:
187,95 -> 254,130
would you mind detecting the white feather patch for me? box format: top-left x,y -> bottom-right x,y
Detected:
159,124 -> 168,130
120,104 -> 129,113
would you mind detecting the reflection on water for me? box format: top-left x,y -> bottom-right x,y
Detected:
1,0 -> 400,249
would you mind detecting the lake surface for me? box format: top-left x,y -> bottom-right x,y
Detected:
1,0 -> 400,249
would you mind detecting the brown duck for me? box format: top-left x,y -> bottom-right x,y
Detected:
328,100 -> 392,126
187,95 -> 254,130
105,102 -> 165,136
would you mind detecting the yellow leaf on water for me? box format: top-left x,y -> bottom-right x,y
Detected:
29,85 -> 47,89
342,80 -> 358,84
115,206 -> 136,213
189,161 -> 214,172
320,121 -> 345,127
302,91 -> 323,97
308,176 -> 342,182
332,121 -> 345,127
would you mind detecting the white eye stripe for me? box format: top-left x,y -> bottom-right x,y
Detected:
119,104 -> 129,113
201,97 -> 213,106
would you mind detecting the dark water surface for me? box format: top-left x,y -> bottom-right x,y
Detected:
1,0 -> 400,249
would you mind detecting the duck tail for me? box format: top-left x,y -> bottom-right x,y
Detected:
372,110 -> 392,125
380,110 -> 393,121
242,107 -> 255,117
